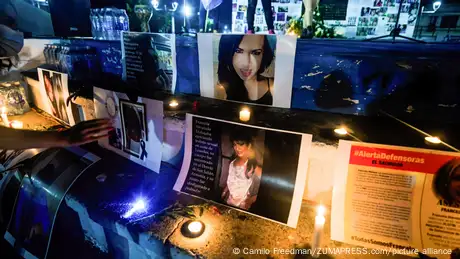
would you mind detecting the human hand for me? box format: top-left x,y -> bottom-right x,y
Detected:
59,119 -> 113,147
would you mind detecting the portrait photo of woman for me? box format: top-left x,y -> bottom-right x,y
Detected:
433,158 -> 460,204
220,128 -> 263,210
42,70 -> 71,125
215,34 -> 276,106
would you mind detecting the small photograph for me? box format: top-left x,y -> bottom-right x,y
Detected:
409,3 -> 419,15
356,27 -> 368,36
232,3 -> 237,12
358,17 -> 369,26
348,16 -> 357,26
255,15 -> 265,25
277,12 -> 286,21
238,5 -> 247,12
387,13 -> 397,22
378,7 -> 388,15
220,126 -> 265,211
374,0 -> 383,6
370,17 -> 379,26
384,0 -> 395,6
367,27 -> 376,35
408,14 -> 417,25
361,7 -> 371,16
120,100 -> 148,159
38,69 -> 75,125
401,24 -> 407,33
236,11 -> 244,20
401,4 -> 410,13
278,6 -> 288,12
280,0 -> 290,3
370,8 -> 378,16
235,21 -> 244,32
256,7 -> 263,15
434,158 -> 460,203
275,22 -> 284,31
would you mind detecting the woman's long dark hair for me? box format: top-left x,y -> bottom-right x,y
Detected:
123,104 -> 143,142
229,129 -> 259,179
433,158 -> 460,204
217,35 -> 274,102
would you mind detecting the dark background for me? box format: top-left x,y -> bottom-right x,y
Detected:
250,130 -> 302,224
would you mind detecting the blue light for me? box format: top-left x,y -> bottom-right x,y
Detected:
123,198 -> 147,218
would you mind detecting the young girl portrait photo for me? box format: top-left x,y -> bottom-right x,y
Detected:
220,127 -> 264,210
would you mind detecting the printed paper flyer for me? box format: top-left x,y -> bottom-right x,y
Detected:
174,114 -> 311,227
332,140 -> 460,255
198,34 -> 296,108
93,87 -> 164,173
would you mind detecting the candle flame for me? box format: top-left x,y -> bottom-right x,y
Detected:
317,204 -> 326,217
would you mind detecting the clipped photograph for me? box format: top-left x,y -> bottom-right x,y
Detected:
38,68 -> 75,125
278,6 -> 288,12
236,11 -> 245,20
120,100 -> 148,159
277,13 -> 286,21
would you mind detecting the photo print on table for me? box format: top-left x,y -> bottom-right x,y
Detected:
120,100 -> 148,159
37,68 -> 75,126
93,87 -> 163,173
198,34 -> 295,108
121,32 -> 176,93
174,114 -> 312,227
277,12 -> 286,21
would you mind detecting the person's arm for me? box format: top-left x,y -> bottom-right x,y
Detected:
0,118 -> 113,150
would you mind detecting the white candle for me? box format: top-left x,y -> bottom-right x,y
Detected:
311,205 -> 326,258
10,120 -> 23,129
239,108 -> 251,122
1,107 -> 9,127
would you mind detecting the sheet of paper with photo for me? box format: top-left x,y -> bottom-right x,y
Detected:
174,114 -> 312,227
121,32 -> 177,93
93,87 -> 163,173
331,140 -> 460,253
37,68 -> 76,125
198,33 -> 296,108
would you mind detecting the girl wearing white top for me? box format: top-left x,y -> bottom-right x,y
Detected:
221,131 -> 262,210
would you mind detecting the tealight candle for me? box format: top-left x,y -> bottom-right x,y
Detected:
1,107 -> 9,126
312,205 -> 326,258
169,100 -> 179,108
239,108 -> 251,122
10,120 -> 23,129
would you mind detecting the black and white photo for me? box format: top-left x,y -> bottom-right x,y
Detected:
38,68 -> 75,125
120,100 -> 147,159
93,87 -> 164,173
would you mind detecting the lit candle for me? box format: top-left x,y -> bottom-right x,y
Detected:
187,220 -> 203,234
169,100 -> 179,108
311,205 -> 326,258
1,107 -> 9,126
239,108 -> 251,122
10,120 -> 23,129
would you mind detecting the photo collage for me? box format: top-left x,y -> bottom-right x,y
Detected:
232,0 -> 302,33
350,0 -> 420,37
